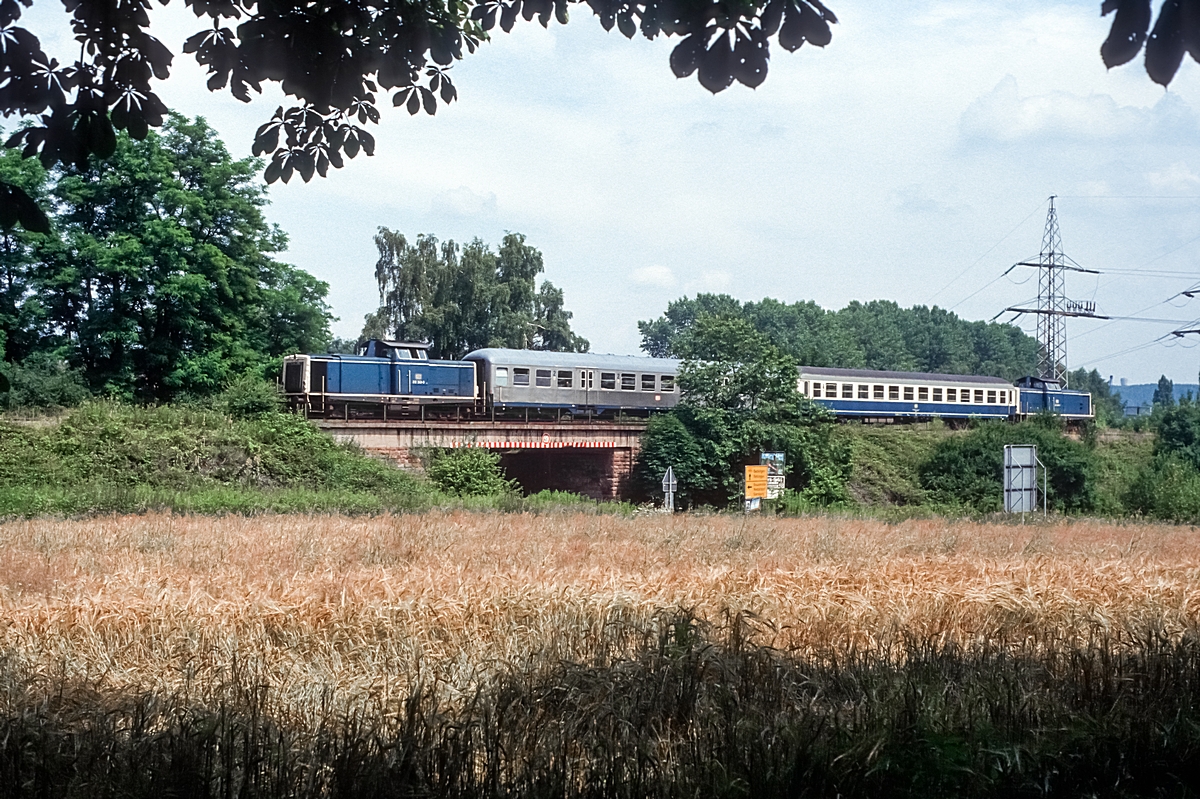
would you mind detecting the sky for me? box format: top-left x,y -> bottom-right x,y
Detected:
19,0 -> 1200,383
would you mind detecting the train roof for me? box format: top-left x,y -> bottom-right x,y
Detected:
463,348 -> 681,372
799,365 -> 1013,386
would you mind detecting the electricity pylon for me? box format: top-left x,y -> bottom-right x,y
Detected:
1003,196 -> 1101,387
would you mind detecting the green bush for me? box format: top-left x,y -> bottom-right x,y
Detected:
213,373 -> 285,419
426,448 -> 516,497
1153,399 -> 1200,469
1,352 -> 90,410
1126,455 -> 1200,523
919,421 -> 1096,513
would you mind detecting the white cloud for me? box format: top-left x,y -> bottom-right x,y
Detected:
431,186 -> 499,218
631,265 -> 676,287
1147,162 -> 1200,192
959,75 -> 1151,144
697,270 -> 732,292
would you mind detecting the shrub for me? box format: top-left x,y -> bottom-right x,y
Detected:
1126,455 -> 1200,523
1,352 -> 90,410
1153,399 -> 1200,470
214,373 -> 285,419
919,421 -> 1096,513
427,448 -> 516,497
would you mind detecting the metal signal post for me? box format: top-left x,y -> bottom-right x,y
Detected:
661,467 -> 677,512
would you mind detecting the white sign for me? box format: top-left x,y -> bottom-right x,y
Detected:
661,467 -> 677,513
1003,444 -> 1039,513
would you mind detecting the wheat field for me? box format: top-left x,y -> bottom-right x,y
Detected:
3,511 -> 1200,797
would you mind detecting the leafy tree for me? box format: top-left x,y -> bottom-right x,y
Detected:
638,312 -> 848,507
368,228 -> 588,357
1153,397 -> 1200,469
1153,374 -> 1176,407
641,294 -> 1038,379
0,114 -> 332,401
1067,367 -> 1124,426
918,421 -> 1096,513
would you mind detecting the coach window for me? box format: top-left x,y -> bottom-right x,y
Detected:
600,372 -> 616,390
889,385 -> 900,400
962,390 -> 972,403
1000,390 -> 1008,403
642,374 -> 655,391
495,367 -> 509,387
903,386 -> 914,401
812,383 -> 822,397
974,390 -> 983,403
932,388 -> 943,402
987,390 -> 996,404
858,384 -> 869,399
874,385 -> 885,399
918,387 -> 929,401
826,382 -> 837,397
622,373 -> 636,391
841,384 -> 853,398
536,369 -> 552,387
661,375 -> 675,392
513,368 -> 530,386
557,370 -> 573,388
946,388 -> 956,402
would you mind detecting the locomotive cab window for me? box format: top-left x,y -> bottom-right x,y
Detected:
641,374 -> 655,391
495,368 -> 509,387
933,388 -> 943,402
622,373 -> 636,391
661,375 -> 675,392
918,387 -> 929,401
536,369 -> 552,387
557,370 -> 573,388
600,372 -> 616,390
903,386 -> 914,401
874,385 -> 885,399
513,368 -> 530,386
858,385 -> 869,399
889,385 -> 900,400
946,388 -> 956,402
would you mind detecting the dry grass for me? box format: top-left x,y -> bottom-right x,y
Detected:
3,512 -> 1200,797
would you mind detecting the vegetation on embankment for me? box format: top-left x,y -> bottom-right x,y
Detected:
4,512 -> 1200,798
0,400 -> 623,518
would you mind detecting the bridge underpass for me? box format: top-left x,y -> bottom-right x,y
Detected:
315,420 -> 648,500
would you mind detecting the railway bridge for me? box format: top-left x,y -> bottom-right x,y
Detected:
315,419 -> 649,500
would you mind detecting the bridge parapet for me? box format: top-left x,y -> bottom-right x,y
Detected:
315,420 -> 649,500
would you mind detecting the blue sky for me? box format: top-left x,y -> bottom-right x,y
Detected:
20,1 -> 1200,382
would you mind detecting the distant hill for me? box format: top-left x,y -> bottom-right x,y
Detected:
1112,383 -> 1200,410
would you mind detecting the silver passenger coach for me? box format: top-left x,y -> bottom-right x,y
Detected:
464,348 -> 681,417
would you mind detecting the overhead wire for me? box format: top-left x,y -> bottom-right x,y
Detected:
927,200 -> 1046,306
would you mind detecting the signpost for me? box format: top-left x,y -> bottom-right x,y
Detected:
761,452 -> 786,499
661,466 -> 677,512
744,465 -> 768,512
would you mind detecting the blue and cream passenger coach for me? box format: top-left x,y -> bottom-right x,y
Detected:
798,366 -> 1017,420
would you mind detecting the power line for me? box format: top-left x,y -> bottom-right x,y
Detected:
927,200 -> 1046,306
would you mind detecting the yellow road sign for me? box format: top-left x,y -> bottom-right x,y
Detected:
744,465 -> 768,500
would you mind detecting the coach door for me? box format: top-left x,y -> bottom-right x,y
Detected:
580,369 -> 595,407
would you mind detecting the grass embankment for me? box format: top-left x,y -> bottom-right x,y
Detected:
2,512 -> 1199,797
0,403 -> 618,517
837,422 -> 1156,516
